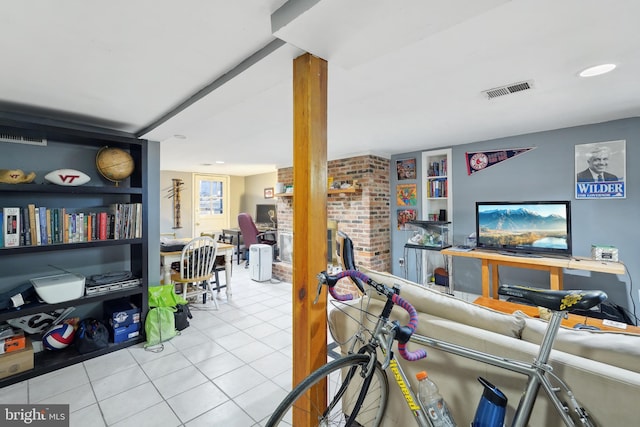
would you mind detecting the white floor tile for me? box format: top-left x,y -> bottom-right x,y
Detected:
185,400 -> 255,427
213,365 -> 268,398
0,381 -> 27,403
70,403 -> 106,427
34,382 -> 96,413
110,401 -> 182,427
166,381 -> 228,423
236,380 -> 289,423
91,365 -> 149,401
28,363 -> 89,402
234,340 -> 279,364
153,365 -> 208,400
198,352 -> 245,380
84,347 -> 138,381
99,382 -> 163,425
179,340 -> 227,364
140,350 -> 192,380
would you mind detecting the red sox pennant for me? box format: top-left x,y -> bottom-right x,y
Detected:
466,147 -> 535,175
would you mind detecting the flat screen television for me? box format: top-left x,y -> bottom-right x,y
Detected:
255,204 -> 277,227
475,201 -> 572,257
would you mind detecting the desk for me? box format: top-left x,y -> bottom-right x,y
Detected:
474,296 -> 640,334
222,227 -> 277,265
441,248 -> 625,299
161,242 -> 235,298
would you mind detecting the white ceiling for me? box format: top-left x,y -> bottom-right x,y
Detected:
2,0 -> 639,176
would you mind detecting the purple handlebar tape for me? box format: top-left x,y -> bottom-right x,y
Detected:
325,270 -> 427,361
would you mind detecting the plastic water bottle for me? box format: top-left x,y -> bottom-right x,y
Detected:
416,370 -> 457,427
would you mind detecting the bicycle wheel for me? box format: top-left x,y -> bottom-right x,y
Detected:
267,353 -> 389,427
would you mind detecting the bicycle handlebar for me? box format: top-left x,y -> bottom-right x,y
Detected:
318,270 -> 427,361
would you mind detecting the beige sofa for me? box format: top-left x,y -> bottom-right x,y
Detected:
328,268 -> 640,426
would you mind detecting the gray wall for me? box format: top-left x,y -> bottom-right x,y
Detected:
391,117 -> 639,317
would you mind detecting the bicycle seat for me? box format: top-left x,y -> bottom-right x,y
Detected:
498,284 -> 607,312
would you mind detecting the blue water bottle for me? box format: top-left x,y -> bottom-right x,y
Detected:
472,377 -> 507,427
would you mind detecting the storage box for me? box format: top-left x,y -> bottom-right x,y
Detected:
111,322 -> 141,344
30,273 -> 85,303
104,299 -> 140,329
1,330 -> 26,354
0,338 -> 33,380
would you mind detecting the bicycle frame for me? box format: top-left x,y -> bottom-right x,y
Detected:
380,310 -> 584,427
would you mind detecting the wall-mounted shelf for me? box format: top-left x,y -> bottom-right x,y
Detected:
276,187 -> 362,197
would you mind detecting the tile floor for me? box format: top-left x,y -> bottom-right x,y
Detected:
0,266 -> 302,427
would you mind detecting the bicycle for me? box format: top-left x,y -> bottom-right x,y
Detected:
266,269 -> 606,427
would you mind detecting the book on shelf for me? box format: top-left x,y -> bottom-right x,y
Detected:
27,204 -> 37,245
3,207 -> 21,248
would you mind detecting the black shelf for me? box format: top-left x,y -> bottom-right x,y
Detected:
0,183 -> 142,195
0,116 -> 149,387
0,286 -> 144,323
0,336 -> 144,388
0,238 -> 143,255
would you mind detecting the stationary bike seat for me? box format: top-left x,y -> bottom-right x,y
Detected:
498,284 -> 607,312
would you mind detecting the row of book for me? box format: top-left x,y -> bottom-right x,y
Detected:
427,159 -> 448,177
426,178 -> 448,198
0,203 -> 142,248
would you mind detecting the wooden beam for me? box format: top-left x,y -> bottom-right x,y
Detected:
292,52 -> 328,425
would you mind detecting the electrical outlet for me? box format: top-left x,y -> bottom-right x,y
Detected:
398,258 -> 405,267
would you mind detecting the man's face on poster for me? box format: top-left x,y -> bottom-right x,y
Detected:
588,149 -> 609,173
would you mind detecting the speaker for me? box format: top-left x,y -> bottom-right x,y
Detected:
438,209 -> 447,221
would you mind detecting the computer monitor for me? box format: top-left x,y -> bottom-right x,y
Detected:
255,204 -> 277,227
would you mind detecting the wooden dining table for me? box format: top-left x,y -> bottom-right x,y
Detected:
160,241 -> 235,298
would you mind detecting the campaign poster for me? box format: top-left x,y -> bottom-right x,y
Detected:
575,140 -> 625,199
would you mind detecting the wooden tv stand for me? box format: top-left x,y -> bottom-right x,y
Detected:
473,296 -> 640,334
441,248 -> 625,299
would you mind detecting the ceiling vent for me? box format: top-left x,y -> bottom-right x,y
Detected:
482,80 -> 534,99
0,132 -> 47,146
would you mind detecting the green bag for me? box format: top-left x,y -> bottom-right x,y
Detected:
148,284 -> 187,308
144,284 -> 186,351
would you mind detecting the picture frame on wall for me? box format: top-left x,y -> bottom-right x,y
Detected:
396,183 -> 417,206
397,209 -> 417,230
264,187 -> 274,199
575,139 -> 626,199
396,158 -> 416,180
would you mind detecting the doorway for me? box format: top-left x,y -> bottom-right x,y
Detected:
193,174 -> 230,237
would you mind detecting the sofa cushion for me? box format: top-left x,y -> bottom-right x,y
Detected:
520,316 -> 640,374
360,268 -> 525,338
520,315 -> 640,373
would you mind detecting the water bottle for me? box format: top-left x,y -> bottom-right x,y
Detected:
416,370 -> 457,427
472,377 -> 507,427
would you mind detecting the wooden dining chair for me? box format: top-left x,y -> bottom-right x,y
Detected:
170,236 -> 218,309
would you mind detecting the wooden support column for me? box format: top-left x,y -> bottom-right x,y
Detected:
292,52 -> 328,425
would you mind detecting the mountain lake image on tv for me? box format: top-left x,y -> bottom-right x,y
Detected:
476,201 -> 572,256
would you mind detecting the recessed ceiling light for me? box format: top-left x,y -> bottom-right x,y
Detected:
215,161 -> 225,164
579,64 -> 616,77
173,134 -> 187,139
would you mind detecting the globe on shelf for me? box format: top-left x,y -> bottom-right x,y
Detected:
96,146 -> 135,186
